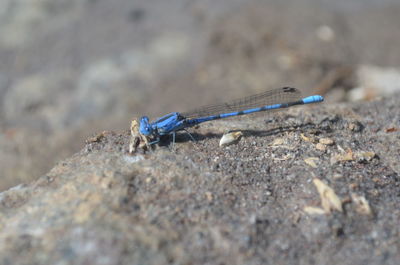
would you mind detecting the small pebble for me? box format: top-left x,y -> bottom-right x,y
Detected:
319,138 -> 334,145
205,192 -> 213,202
355,151 -> 376,162
351,193 -> 373,216
304,157 -> 319,168
304,206 -> 326,215
315,143 -> 327,151
332,174 -> 343,180
385,127 -> 398,133
219,131 -> 243,147
313,178 -> 343,213
301,133 -> 315,143
271,138 -> 284,146
331,149 -> 354,164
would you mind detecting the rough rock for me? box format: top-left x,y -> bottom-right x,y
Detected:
0,95 -> 399,265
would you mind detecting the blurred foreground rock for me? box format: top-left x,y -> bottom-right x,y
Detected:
0,95 -> 399,265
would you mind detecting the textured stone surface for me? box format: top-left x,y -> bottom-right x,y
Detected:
0,95 -> 399,264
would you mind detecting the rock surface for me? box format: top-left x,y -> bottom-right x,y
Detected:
0,95 -> 399,265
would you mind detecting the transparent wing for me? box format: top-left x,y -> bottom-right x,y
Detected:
181,87 -> 302,118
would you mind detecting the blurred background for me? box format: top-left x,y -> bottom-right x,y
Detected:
0,0 -> 399,191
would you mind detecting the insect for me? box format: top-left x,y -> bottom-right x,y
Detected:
138,87 -> 324,146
